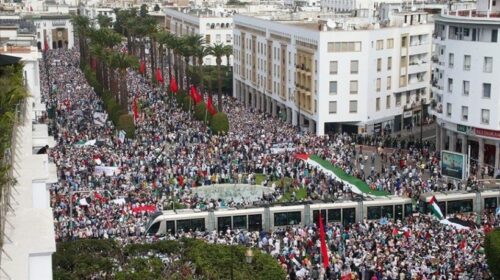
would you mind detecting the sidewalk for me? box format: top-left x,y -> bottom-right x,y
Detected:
390,122 -> 436,140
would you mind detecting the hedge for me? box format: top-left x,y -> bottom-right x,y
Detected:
117,114 -> 135,138
485,229 -> 500,279
194,102 -> 209,122
182,95 -> 193,112
210,112 -> 229,134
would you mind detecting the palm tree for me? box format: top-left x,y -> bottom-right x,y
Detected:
170,36 -> 184,90
178,38 -> 193,90
110,52 -> 139,110
209,43 -> 230,111
71,15 -> 91,67
96,14 -> 112,29
194,45 -> 210,98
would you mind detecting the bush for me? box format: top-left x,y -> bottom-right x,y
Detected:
485,229 -> 500,279
117,114 -> 135,138
194,102 -> 209,122
210,112 -> 229,134
175,91 -> 186,106
182,95 -> 193,112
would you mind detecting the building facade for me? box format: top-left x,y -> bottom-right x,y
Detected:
431,0 -> 500,176
233,12 -> 432,135
31,14 -> 75,50
0,26 -> 57,280
165,8 -> 233,66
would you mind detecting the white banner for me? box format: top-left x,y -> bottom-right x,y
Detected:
93,112 -> 108,126
118,130 -> 126,143
94,166 -> 121,176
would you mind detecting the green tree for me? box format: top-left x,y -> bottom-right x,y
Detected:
96,14 -> 112,29
71,15 -> 91,67
208,43 -> 231,111
110,52 -> 139,110
210,112 -> 229,134
485,229 -> 500,279
153,4 -> 160,11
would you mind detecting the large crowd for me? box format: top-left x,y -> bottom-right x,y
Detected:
39,47 -> 498,279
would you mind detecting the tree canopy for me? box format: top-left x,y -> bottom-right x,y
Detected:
485,229 -> 500,279
53,239 -> 286,280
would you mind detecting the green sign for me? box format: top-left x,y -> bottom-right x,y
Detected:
457,124 -> 467,133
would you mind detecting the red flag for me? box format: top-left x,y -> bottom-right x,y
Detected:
155,68 -> 164,84
44,38 -> 49,52
207,96 -> 217,116
190,85 -> 202,104
459,239 -> 467,250
132,96 -> 139,121
94,192 -> 102,201
169,75 -> 178,94
318,212 -> 329,269
139,60 -> 146,74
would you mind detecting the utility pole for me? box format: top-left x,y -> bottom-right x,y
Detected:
420,100 -> 424,147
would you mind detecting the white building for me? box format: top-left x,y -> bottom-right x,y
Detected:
233,11 -> 433,135
321,0 -> 404,13
31,14 -> 75,50
431,0 -> 500,175
0,26 -> 57,280
165,7 -> 233,66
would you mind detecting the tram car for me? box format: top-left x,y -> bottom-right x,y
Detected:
146,190 -> 500,235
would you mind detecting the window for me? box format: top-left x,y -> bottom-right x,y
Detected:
329,101 -> 337,114
401,36 -> 407,47
387,57 -> 392,70
461,80 -> 469,96
481,109 -> 490,124
205,34 -> 211,44
330,61 -> 338,74
396,93 -> 401,106
349,100 -> 358,113
463,55 -> 471,71
483,83 -> 491,98
376,78 -> 381,92
376,97 -> 380,111
447,200 -> 473,214
387,76 -> 392,90
377,58 -> 382,72
492,29 -> 498,42
448,78 -> 453,93
448,53 -> 454,68
349,80 -> 358,94
376,40 -> 383,50
226,34 -> 231,43
461,106 -> 468,121
216,34 -> 221,43
328,41 -> 362,52
447,103 -> 452,117
329,81 -> 337,94
387,38 -> 394,49
274,211 -> 301,226
386,95 -> 391,109
350,60 -> 359,74
484,57 -> 493,73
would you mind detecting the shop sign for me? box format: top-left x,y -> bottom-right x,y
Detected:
474,128 -> 500,139
403,111 -> 413,118
457,124 -> 467,133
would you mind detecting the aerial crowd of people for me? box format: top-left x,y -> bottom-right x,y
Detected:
40,47 -> 498,279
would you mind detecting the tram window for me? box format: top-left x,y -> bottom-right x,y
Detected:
381,205 -> 394,219
447,199 -> 473,214
395,205 -> 403,221
404,203 -> 413,217
438,201 -> 447,216
218,216 -> 232,232
328,209 -> 341,222
166,221 -> 175,234
367,206 -> 382,220
484,197 -> 498,210
233,215 -> 247,229
274,211 -> 301,226
248,214 -> 262,231
313,210 -> 326,225
177,218 -> 205,233
147,221 -> 161,235
342,208 -> 356,226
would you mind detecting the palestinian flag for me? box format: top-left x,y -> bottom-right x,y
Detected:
428,196 -> 444,220
294,154 -> 389,196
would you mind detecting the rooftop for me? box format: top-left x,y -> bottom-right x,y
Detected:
441,9 -> 500,20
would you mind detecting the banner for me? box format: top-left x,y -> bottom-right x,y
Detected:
441,150 -> 466,180
93,112 -> 107,126
94,166 -> 121,176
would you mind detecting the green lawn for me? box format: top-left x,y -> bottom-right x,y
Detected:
309,155 -> 389,196
278,187 -> 308,202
